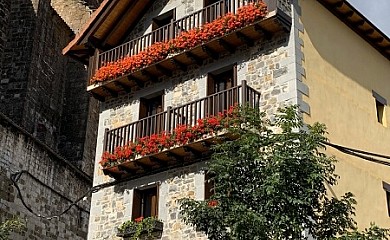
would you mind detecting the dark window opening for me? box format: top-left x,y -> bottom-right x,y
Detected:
376,100 -> 385,124
152,9 -> 175,42
203,0 -> 227,23
139,93 -> 164,138
139,94 -> 164,119
132,186 -> 158,220
373,90 -> 387,126
205,173 -> 215,200
206,64 -> 237,116
383,182 -> 390,217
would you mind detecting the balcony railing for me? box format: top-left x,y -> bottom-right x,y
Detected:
103,81 -> 260,153
89,0 -> 291,84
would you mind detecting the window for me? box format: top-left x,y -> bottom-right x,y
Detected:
203,0 -> 228,23
383,182 -> 390,217
206,64 -> 237,116
139,92 -> 164,137
152,9 -> 175,42
204,173 -> 215,200
373,90 -> 387,126
132,186 -> 158,220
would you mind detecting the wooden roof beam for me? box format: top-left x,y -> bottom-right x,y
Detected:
101,1 -> 137,47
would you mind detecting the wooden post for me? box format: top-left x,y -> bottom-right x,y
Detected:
166,106 -> 172,132
241,80 -> 247,106
169,19 -> 175,40
103,128 -> 109,152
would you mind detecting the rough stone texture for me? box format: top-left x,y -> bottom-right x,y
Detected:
88,163 -> 207,240
0,0 -> 99,175
0,113 -> 92,240
51,0 -> 96,33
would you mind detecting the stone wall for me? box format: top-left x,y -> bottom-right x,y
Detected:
0,0 -> 99,175
0,0 -> 37,124
0,113 -> 92,240
0,0 -> 10,59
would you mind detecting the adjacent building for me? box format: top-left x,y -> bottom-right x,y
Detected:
64,0 -> 390,239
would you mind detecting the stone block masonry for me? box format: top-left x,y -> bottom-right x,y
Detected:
0,112 -> 92,240
0,0 -> 99,176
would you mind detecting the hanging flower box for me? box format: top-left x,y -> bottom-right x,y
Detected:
117,217 -> 163,239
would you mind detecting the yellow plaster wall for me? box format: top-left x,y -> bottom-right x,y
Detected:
299,0 -> 390,228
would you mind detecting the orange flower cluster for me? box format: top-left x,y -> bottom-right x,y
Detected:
91,2 -> 267,83
208,200 -> 218,207
99,105 -> 239,168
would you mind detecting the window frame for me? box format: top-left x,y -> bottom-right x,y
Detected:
373,90 -> 387,126
132,185 -> 159,220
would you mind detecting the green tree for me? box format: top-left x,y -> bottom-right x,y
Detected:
0,217 -> 26,240
180,106 -> 389,239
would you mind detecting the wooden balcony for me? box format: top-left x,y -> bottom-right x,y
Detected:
102,81 -> 260,179
87,0 -> 291,101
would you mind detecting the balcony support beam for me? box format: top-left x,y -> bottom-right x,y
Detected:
218,39 -> 235,53
134,161 -> 152,171
202,45 -> 219,60
142,70 -> 158,83
156,64 -> 173,77
254,24 -> 272,40
118,165 -> 137,175
102,86 -> 118,98
128,76 -> 145,88
183,146 -> 203,157
171,59 -> 187,71
236,32 -> 254,47
149,156 -> 168,166
186,52 -> 203,66
103,169 -> 122,179
166,152 -> 184,162
90,92 -> 105,102
114,81 -> 132,93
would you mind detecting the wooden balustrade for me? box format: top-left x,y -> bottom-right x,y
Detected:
92,0 -> 270,78
103,81 -> 261,153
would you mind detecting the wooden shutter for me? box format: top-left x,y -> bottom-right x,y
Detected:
204,173 -> 215,200
139,98 -> 148,119
151,185 -> 159,217
132,190 -> 142,220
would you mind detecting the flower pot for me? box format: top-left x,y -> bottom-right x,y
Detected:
117,220 -> 163,238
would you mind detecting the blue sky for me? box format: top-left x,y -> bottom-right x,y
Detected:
347,0 -> 390,36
